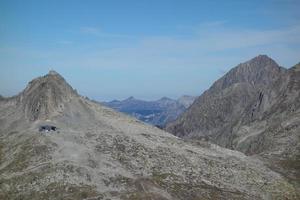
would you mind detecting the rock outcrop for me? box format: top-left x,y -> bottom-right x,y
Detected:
19,70 -> 78,121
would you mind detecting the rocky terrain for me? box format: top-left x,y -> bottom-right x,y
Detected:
0,70 -> 298,199
103,95 -> 196,127
166,55 -> 300,190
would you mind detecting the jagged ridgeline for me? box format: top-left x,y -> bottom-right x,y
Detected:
166,55 -> 300,190
0,68 -> 298,199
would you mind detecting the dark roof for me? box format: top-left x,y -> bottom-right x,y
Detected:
39,125 -> 57,132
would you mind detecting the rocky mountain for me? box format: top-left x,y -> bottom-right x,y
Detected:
166,55 -> 300,187
0,70 -> 298,199
103,96 -> 196,127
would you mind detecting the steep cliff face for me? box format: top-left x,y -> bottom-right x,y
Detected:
0,71 -> 297,199
166,56 -> 300,185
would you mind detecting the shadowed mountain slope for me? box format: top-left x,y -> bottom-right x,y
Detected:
166,55 -> 300,188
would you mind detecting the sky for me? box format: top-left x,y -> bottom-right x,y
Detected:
0,0 -> 300,101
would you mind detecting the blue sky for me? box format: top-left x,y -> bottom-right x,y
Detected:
0,0 -> 300,101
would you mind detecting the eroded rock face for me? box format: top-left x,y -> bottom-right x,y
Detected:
18,71 -> 77,121
0,71 -> 298,199
165,55 -> 300,188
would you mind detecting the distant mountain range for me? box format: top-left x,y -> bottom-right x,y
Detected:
166,55 -> 300,184
103,95 -> 196,127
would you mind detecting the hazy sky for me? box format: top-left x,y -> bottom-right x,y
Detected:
0,0 -> 300,101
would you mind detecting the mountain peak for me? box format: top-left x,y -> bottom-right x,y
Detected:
20,71 -> 77,121
45,70 -> 66,81
253,54 -> 271,60
211,55 -> 284,91
48,70 -> 59,75
246,54 -> 277,66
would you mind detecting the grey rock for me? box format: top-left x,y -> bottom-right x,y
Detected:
165,55 -> 300,189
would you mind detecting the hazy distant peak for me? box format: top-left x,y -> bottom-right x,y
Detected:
125,96 -> 136,101
158,97 -> 173,101
110,99 -> 121,103
103,95 -> 190,126
177,95 -> 196,108
180,95 -> 193,98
